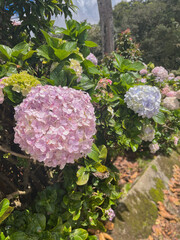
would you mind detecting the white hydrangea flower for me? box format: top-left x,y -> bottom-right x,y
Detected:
124,85 -> 161,118
140,124 -> 155,142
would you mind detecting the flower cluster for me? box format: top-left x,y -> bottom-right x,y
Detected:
96,78 -> 112,89
163,97 -> 179,110
140,124 -> 155,142
149,143 -> 159,154
139,69 -> 148,76
86,53 -> 98,65
14,85 -> 96,168
1,72 -> 41,96
69,59 -> 82,81
151,66 -> 168,82
105,208 -> 115,221
124,85 -> 161,118
174,136 -> 179,146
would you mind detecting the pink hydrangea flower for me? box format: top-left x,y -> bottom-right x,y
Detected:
166,91 -> 177,97
105,208 -> 115,221
14,85 -> 96,168
96,78 -> 112,89
176,90 -> 180,99
161,85 -> 171,95
86,53 -> 98,65
168,73 -> 175,80
174,76 -> 180,82
163,97 -> 180,110
140,69 -> 148,76
174,136 -> 179,146
152,66 -> 168,82
149,143 -> 159,154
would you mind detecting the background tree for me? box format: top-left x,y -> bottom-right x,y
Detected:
97,0 -> 114,56
113,0 -> 180,70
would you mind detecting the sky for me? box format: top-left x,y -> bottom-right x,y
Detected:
55,0 -> 124,27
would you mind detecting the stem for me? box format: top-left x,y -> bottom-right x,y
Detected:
0,145 -> 31,159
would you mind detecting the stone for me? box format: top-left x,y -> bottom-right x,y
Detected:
111,150 -> 180,240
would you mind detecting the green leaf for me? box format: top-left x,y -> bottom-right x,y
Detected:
41,30 -> 59,48
88,67 -> 101,75
76,167 -> 89,186
37,45 -> 54,60
130,142 -> 139,152
54,49 -> 72,60
0,45 -> 12,61
152,111 -> 166,125
87,144 -> 100,162
0,199 -> 14,224
114,53 -> 124,68
10,232 -> 31,240
84,41 -> 98,47
99,145 -> 107,160
70,229 -> 88,240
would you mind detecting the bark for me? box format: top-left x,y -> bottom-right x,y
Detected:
97,0 -> 114,56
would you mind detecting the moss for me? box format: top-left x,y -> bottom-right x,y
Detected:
151,165 -> 157,172
158,151 -> 180,179
149,178 -> 165,203
115,191 -> 158,239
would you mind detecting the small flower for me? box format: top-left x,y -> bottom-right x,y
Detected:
174,76 -> 180,82
86,53 -> 98,65
96,78 -> 112,89
69,59 -> 82,79
152,66 -> 168,82
174,136 -> 179,146
140,69 -> 148,76
140,124 -> 155,142
149,143 -> 159,154
168,73 -> 175,80
139,78 -> 147,83
124,85 -> 161,118
105,208 -> 115,221
163,97 -> 180,110
175,90 -> 180,99
161,85 -> 171,95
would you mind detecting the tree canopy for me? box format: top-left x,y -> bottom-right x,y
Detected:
113,0 -> 180,70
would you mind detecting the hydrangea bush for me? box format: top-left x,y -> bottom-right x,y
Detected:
14,85 -> 96,168
0,19 -> 180,240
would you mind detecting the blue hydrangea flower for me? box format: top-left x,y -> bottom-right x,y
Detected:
124,85 -> 161,118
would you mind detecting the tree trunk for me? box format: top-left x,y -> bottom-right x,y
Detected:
97,0 -> 114,56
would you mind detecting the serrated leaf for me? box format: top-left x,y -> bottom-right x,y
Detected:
0,199 -> 14,224
70,228 -> 88,240
87,144 -> 100,162
153,111 -> 166,125
99,145 -> 107,160
84,41 -> 98,47
0,45 -> 12,61
76,167 -> 89,185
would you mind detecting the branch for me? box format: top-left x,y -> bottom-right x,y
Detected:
0,145 -> 31,159
6,188 -> 31,200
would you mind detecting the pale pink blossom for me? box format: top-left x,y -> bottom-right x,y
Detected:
161,85 -> 171,95
14,85 -> 96,169
96,78 -> 112,89
140,69 -> 148,76
163,97 -> 180,110
174,136 -> 179,146
175,90 -> 180,99
149,143 -> 159,154
152,66 -> 168,82
166,91 -> 177,97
